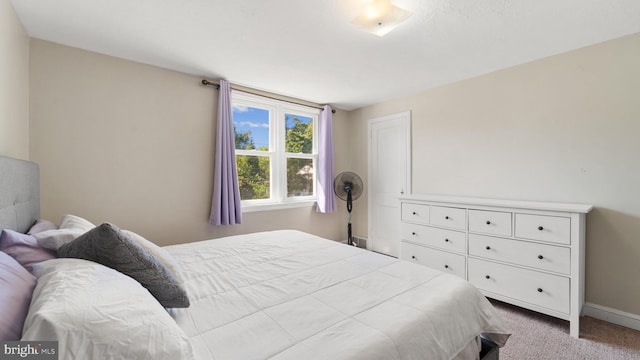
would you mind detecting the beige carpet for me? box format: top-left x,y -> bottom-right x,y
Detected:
491,300 -> 640,360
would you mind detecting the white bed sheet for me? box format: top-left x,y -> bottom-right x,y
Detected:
164,230 -> 509,360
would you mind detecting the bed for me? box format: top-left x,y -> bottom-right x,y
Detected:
0,155 -> 509,359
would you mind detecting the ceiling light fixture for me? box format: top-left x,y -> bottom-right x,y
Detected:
350,0 -> 413,36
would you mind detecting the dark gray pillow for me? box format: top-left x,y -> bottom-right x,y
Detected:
58,223 -> 189,308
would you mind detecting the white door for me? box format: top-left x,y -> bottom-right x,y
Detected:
368,111 -> 411,257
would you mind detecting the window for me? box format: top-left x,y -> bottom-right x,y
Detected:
232,92 -> 318,211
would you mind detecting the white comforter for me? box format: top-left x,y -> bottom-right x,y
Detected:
164,230 -> 509,360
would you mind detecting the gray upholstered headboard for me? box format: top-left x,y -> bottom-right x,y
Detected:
0,155 -> 40,233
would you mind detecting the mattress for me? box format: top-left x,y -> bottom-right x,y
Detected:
164,230 -> 509,360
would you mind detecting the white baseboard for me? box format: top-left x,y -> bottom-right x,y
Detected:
583,302 -> 640,332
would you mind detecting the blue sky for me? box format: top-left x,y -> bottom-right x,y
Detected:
233,105 -> 270,149
233,105 -> 312,150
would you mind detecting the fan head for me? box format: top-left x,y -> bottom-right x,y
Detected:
333,171 -> 363,201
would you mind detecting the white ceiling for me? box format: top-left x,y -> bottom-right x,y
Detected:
11,0 -> 640,110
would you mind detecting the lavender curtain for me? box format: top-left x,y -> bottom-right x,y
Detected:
317,105 -> 337,213
209,80 -> 242,225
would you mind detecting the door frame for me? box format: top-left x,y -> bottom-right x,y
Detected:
367,111 -> 412,254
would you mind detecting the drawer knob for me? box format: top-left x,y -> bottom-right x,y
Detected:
537,288 -> 543,293
411,255 -> 416,259
412,232 -> 416,236
445,216 -> 450,220
538,255 -> 544,260
486,246 -> 491,250
413,211 -> 417,215
445,238 -> 449,242
538,226 -> 544,231
486,220 -> 491,225
444,265 -> 449,269
485,275 -> 490,279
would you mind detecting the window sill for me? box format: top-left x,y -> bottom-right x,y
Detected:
241,200 -> 317,213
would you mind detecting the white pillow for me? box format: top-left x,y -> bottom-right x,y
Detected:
34,214 -> 95,250
22,259 -> 195,360
59,214 -> 95,231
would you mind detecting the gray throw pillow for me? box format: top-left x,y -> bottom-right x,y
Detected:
58,223 -> 189,308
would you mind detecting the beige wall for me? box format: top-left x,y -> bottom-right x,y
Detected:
29,39 -> 347,246
348,33 -> 640,316
0,0 -> 29,160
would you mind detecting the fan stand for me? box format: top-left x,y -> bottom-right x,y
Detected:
346,188 -> 354,246
334,173 -> 362,247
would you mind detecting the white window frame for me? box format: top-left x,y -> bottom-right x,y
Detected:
232,92 -> 319,212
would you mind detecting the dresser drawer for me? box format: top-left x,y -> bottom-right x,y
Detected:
469,210 -> 512,237
401,203 -> 429,224
515,214 -> 571,245
401,242 -> 466,279
430,206 -> 466,230
402,223 -> 466,254
469,234 -> 570,274
468,258 -> 569,314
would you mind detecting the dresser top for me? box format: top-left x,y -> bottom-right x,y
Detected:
400,194 -> 593,213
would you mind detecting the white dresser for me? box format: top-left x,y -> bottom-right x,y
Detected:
399,194 -> 592,338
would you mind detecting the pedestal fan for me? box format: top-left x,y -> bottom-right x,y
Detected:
333,171 -> 363,246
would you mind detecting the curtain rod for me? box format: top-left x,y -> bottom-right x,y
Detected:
201,79 -> 335,113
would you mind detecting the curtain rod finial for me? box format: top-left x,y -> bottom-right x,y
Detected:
202,79 -> 220,89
